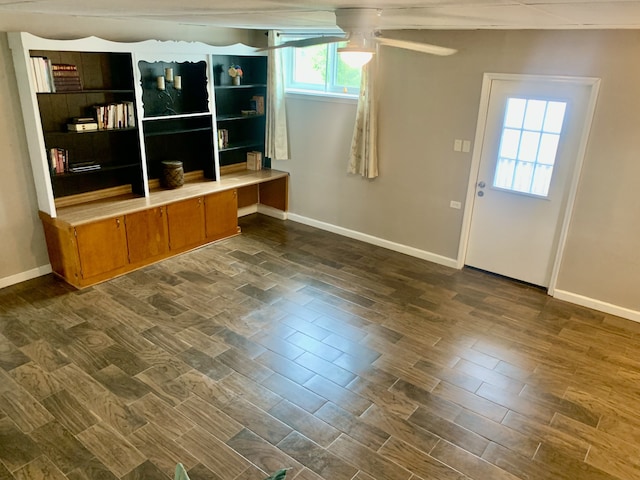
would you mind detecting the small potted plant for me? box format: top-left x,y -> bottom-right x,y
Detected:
228,65 -> 243,85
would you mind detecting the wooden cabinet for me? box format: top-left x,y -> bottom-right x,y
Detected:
125,207 -> 169,264
205,189 -> 238,241
166,197 -> 206,251
75,217 -> 128,279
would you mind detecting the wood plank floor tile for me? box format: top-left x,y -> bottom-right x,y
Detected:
19,340 -> 70,372
268,400 -> 340,448
218,372 -> 283,412
0,387 -> 54,433
226,428 -> 303,478
260,373 -> 327,414
430,439 -> 521,480
12,455 -> 67,480
277,431 -> 358,480
327,434 -> 412,480
30,420 -> 94,474
378,436 -> 466,480
359,404 -> 439,455
76,423 -> 146,478
3,215 -> 640,480
175,426 -> 252,479
9,362 -> 64,400
175,395 -> 243,442
128,422 -> 199,477
0,417 -> 42,471
120,460 -> 171,480
313,402 -> 390,451
40,389 -> 99,435
303,375 -> 371,416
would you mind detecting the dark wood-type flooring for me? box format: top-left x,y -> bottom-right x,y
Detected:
1,214 -> 640,480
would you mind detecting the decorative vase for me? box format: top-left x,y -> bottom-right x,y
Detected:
161,160 -> 184,189
232,76 -> 241,86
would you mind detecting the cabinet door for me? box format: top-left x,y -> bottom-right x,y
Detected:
75,217 -> 128,279
125,207 -> 169,264
204,189 -> 238,241
166,197 -> 206,251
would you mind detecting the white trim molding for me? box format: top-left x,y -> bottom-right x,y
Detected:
287,214 -> 458,269
553,289 -> 640,323
0,264 -> 52,290
258,205 -> 288,220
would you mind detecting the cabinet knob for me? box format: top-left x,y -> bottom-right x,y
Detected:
116,218 -> 120,227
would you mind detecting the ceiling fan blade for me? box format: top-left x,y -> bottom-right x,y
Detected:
374,37 -> 457,56
258,36 -> 348,51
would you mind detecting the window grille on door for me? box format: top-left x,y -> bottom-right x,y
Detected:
493,97 -> 567,197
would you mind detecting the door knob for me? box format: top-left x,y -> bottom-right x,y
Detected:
477,181 -> 486,189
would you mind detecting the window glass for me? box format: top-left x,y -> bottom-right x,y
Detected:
284,37 -> 361,96
493,97 -> 567,197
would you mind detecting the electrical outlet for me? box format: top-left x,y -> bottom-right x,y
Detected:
450,200 -> 462,209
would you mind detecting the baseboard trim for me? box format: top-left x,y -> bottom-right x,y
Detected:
287,213 -> 458,269
554,289 -> 640,323
0,264 -> 52,290
257,205 -> 288,220
238,205 -> 258,217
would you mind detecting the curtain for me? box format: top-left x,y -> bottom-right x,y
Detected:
347,54 -> 378,179
265,30 -> 290,163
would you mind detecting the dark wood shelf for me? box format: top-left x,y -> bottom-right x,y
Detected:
37,89 -> 135,95
214,84 -> 266,90
219,140 -> 264,152
144,127 -> 212,137
45,127 -> 138,136
53,163 -> 139,178
217,113 -> 265,122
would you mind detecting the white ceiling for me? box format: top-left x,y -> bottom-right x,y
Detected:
1,0 -> 640,31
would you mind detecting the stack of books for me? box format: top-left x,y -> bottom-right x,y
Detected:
51,64 -> 82,92
68,162 -> 101,173
67,117 -> 98,132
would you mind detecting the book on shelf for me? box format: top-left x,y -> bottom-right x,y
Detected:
67,122 -> 98,132
217,129 -> 229,149
69,162 -> 101,173
93,102 -> 135,129
251,95 -> 265,115
49,147 -> 68,174
241,110 -> 257,116
51,63 -> 82,92
30,56 -> 55,93
246,150 -> 262,171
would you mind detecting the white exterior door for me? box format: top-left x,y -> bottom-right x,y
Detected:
465,77 -> 595,287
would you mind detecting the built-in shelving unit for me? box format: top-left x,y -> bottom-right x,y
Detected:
9,33 -> 288,289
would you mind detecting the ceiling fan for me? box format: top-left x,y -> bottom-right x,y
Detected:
260,8 -> 457,67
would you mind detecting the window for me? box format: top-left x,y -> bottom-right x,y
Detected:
283,37 -> 362,96
493,97 -> 567,197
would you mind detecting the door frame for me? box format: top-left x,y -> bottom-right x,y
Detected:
456,73 -> 600,294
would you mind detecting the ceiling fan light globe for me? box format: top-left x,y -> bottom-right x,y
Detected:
338,48 -> 374,68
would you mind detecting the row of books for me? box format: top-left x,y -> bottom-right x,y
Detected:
49,148 -> 102,174
31,57 -> 82,93
93,102 -> 135,129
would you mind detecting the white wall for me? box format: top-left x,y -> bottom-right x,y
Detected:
274,29 -> 640,317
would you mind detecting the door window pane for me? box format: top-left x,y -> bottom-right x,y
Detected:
493,97 -> 567,197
